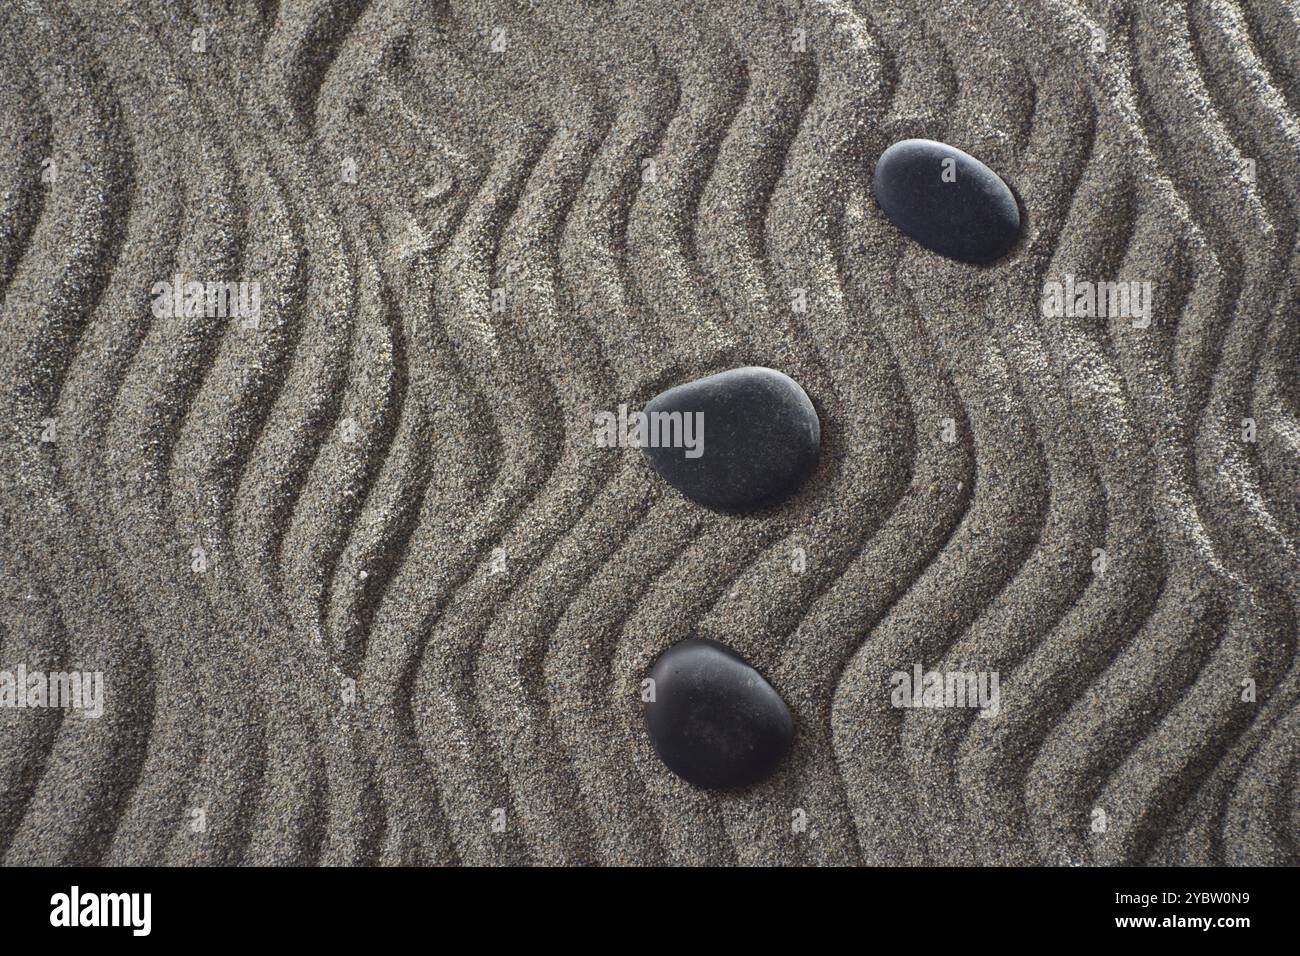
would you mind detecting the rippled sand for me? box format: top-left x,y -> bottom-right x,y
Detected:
0,0 -> 1296,865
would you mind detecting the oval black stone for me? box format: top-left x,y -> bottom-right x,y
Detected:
640,366 -> 820,512
872,138 -> 1020,264
644,637 -> 794,790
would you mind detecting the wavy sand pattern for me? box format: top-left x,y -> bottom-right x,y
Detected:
1,0 -> 1296,865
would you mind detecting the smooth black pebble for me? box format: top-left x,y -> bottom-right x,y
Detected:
644,637 -> 794,790
872,138 -> 1020,264
640,366 -> 820,512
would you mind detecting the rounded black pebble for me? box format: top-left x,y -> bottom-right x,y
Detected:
871,138 -> 1020,264
644,637 -> 794,790
640,366 -> 820,512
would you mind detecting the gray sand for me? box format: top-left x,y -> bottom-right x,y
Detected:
0,0 -> 1296,865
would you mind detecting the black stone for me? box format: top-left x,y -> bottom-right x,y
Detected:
871,138 -> 1021,264
644,637 -> 794,790
640,366 -> 820,512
